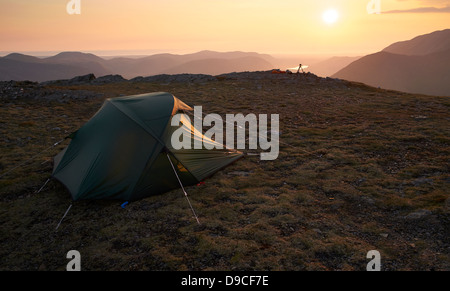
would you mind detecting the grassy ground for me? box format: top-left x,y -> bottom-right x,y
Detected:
0,73 -> 449,271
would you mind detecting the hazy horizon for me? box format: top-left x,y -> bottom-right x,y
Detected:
0,49 -> 363,59
2,0 -> 449,57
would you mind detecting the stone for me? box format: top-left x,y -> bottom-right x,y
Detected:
405,209 -> 432,220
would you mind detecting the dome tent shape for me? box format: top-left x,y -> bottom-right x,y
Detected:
52,92 -> 243,201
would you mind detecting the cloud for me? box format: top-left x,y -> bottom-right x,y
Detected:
395,0 -> 450,3
384,5 -> 450,13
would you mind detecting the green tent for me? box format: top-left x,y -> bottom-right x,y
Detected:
52,92 -> 243,201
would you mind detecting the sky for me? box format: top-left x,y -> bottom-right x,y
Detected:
1,0 -> 449,57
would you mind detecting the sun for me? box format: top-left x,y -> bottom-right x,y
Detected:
322,9 -> 339,24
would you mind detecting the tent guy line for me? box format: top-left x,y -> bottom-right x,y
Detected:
55,203 -> 73,231
0,139 -> 66,179
183,110 -> 322,159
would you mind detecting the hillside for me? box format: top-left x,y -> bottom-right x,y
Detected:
333,49 -> 450,96
383,29 -> 450,56
0,71 -> 448,271
333,30 -> 450,96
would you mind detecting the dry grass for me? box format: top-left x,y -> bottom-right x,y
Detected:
0,73 -> 449,271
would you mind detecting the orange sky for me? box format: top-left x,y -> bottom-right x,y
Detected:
1,0 -> 449,56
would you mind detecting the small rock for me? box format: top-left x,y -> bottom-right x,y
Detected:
68,73 -> 96,84
412,177 -> 433,187
356,178 -> 366,184
312,228 -> 322,234
360,195 -> 375,205
405,209 -> 432,220
445,197 -> 450,209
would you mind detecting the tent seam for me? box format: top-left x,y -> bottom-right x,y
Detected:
106,98 -> 176,199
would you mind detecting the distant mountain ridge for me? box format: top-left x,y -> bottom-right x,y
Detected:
0,50 -> 275,82
383,29 -> 450,56
333,29 -> 450,96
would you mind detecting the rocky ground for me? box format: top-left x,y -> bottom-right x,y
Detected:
0,71 -> 449,271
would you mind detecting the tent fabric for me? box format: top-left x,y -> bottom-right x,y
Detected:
52,92 -> 243,201
164,114 -> 242,181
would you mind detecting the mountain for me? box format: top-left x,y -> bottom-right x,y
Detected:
0,56 -> 110,82
162,56 -> 274,75
3,53 -> 43,63
0,51 -> 275,82
108,50 -> 276,77
383,29 -> 450,56
0,52 -> 112,82
332,49 -> 450,96
333,30 -> 450,96
105,54 -> 182,78
45,51 -> 107,63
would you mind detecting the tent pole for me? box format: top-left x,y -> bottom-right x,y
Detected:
166,153 -> 201,225
36,177 -> 51,193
